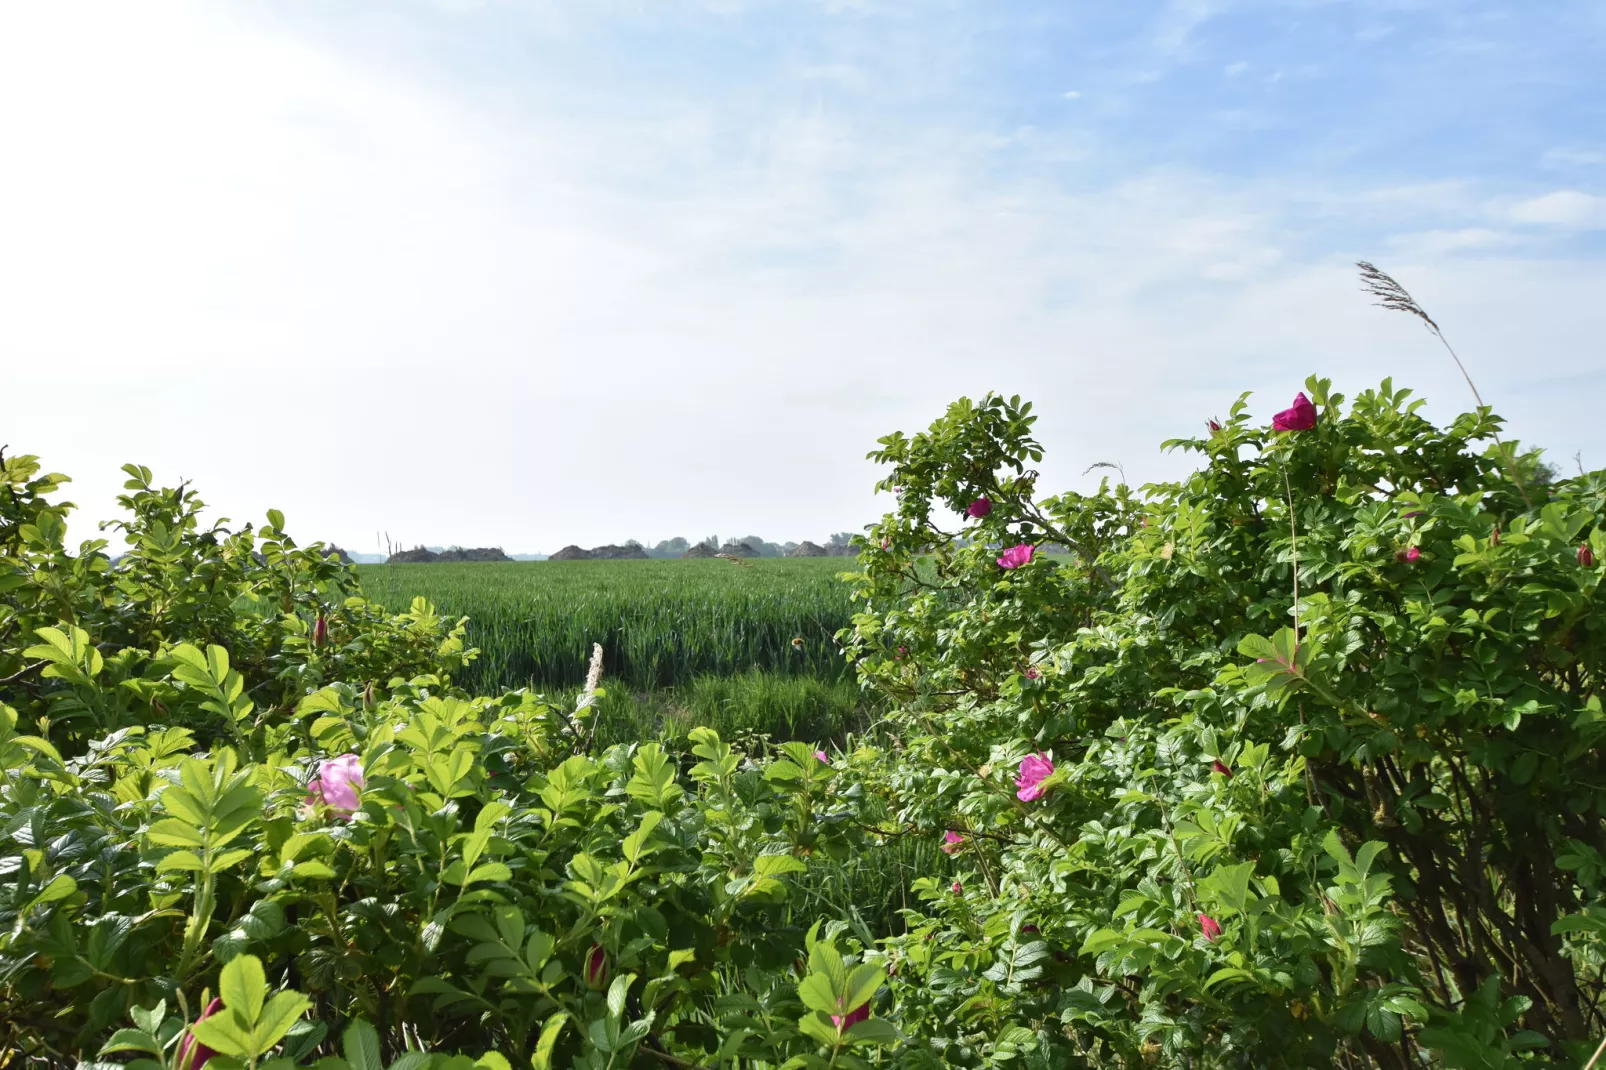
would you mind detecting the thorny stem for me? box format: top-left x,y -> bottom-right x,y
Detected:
1282,460 -> 1301,648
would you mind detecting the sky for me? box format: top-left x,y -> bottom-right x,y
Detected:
3,0 -> 1604,555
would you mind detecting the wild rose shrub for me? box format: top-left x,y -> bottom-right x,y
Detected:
6,372 -> 1606,1069
844,378 -> 1606,1067
0,454 -> 886,1069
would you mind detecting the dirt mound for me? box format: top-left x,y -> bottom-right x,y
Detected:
437,547 -> 512,562
590,544 -> 649,560
387,546 -> 439,564
549,545 -> 594,561
682,543 -> 718,558
788,541 -> 829,557
717,541 -> 760,558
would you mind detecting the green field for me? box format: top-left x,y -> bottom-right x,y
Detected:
359,556 -> 856,691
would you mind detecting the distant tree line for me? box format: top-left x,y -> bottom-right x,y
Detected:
383,533 -> 864,563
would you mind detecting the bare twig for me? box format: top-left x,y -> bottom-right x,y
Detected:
1357,261 -> 1532,507
0,661 -> 47,688
1581,1032 -> 1606,1070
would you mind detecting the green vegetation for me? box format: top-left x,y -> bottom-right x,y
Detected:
7,371 -> 1606,1068
358,557 -> 856,692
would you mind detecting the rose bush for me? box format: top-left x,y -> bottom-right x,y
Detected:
842,377 -> 1605,1067
5,371 -> 1606,1068
0,452 -> 886,1069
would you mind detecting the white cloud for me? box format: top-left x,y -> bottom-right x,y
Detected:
1509,190 -> 1606,228
1224,60 -> 1249,77
2,2 -> 1604,554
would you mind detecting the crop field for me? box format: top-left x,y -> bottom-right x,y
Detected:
357,557 -> 858,693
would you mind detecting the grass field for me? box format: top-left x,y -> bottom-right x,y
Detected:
357,556 -> 859,692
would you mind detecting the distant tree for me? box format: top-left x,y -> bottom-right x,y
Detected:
825,532 -> 858,555
737,535 -> 783,557
652,537 -> 690,557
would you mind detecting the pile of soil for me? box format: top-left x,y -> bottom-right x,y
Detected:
788,541 -> 829,557
387,546 -> 511,563
549,545 -> 594,561
681,543 -> 718,558
590,544 -> 649,560
717,541 -> 760,558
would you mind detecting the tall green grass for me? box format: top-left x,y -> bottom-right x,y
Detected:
357,557 -> 857,693
558,669 -> 874,750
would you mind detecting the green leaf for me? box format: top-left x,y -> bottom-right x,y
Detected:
220,954 -> 268,1028
254,991 -> 314,1052
753,854 -> 808,878
844,1018 -> 901,1047
98,1028 -> 163,1056
342,1019 -> 383,1070
797,974 -> 839,1016
189,1016 -> 253,1060
531,1011 -> 570,1070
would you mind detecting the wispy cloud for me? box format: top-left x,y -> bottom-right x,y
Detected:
1,0 -> 1603,550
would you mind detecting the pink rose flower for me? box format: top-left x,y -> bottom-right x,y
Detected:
312,615 -> 328,647
997,544 -> 1035,570
1024,666 -> 1041,680
1271,392 -> 1317,432
177,997 -> 223,1070
585,944 -> 608,989
1581,545 -> 1596,568
815,750 -> 831,765
1199,913 -> 1222,941
1015,753 -> 1054,802
307,753 -> 364,817
832,1004 -> 869,1031
941,830 -> 965,854
951,880 -> 962,894
1207,419 -> 1222,432
967,498 -> 993,519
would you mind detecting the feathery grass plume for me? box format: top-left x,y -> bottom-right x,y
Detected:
577,642 -> 604,710
1356,260 -> 1532,506
1082,460 -> 1127,484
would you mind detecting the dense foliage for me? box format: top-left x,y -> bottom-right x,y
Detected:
845,377 -> 1606,1067
4,374 -> 1605,1068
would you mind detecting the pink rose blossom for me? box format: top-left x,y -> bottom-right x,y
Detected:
1581,545 -> 1596,568
177,997 -> 223,1070
1271,392 -> 1317,432
1207,419 -> 1222,432
997,544 -> 1035,570
1015,753 -> 1054,802
1024,666 -> 1041,680
1199,913 -> 1222,941
967,498 -> 993,519
832,1004 -> 869,1031
951,880 -> 963,894
815,750 -> 831,765
585,945 -> 608,989
308,753 -> 364,818
941,831 -> 965,854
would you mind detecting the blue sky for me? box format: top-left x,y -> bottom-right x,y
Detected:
3,1 -> 1604,552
